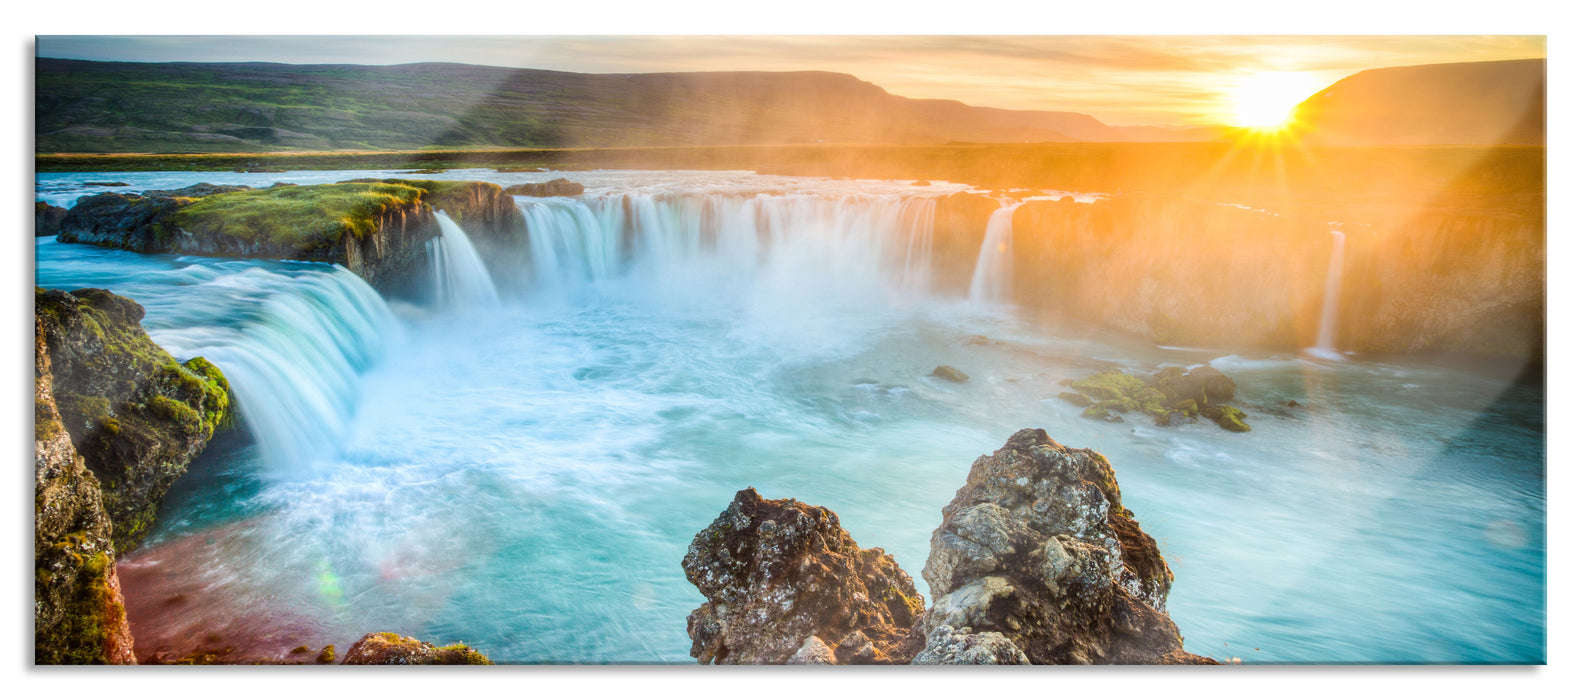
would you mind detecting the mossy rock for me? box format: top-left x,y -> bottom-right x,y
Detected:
1071,370 -> 1168,413
1082,405 -> 1124,423
37,287 -> 235,553
1200,404 -> 1251,432
341,632 -> 494,665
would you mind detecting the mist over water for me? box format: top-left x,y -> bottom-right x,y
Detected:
34,170 -> 1543,664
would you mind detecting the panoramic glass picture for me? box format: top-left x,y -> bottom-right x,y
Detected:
32,35 -> 1544,665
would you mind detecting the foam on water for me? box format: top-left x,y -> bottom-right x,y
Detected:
35,170 -> 1544,664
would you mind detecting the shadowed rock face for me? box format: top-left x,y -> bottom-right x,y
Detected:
34,316 -> 136,665
919,428 -> 1209,664
341,633 -> 493,665
36,201 -> 68,237
681,430 -> 1215,665
682,487 -> 926,665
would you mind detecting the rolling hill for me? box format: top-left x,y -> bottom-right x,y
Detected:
34,58 -> 1209,153
1291,58 -> 1544,146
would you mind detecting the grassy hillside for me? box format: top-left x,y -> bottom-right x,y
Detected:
36,58 -> 1215,154
1292,59 -> 1544,146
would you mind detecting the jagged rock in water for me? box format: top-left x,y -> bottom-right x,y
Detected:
341,633 -> 493,665
504,178 -> 585,197
36,287 -> 233,553
1067,366 -> 1249,431
931,365 -> 970,382
911,625 -> 1029,665
34,316 -> 136,665
918,428 -> 1213,664
36,201 -> 68,237
57,192 -> 189,253
139,183 -> 252,198
681,487 -> 926,664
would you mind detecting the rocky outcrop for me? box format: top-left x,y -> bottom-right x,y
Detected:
141,183 -> 252,198
503,178 -> 585,197
681,430 -> 1215,665
1061,365 -> 1248,431
35,316 -> 136,665
36,287 -> 233,553
54,179 -> 525,294
340,633 -> 493,665
682,488 -> 926,665
36,201 -> 68,237
57,192 -> 191,253
930,365 -> 969,383
918,429 -> 1212,664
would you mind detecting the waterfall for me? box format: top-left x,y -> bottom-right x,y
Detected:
968,202 -> 1022,304
1310,223 -> 1347,360
428,211 -> 501,308
149,267 -> 401,474
513,193 -> 938,305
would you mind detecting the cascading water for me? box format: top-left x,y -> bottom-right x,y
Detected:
1309,223 -> 1347,360
34,238 -> 401,474
968,202 -> 1022,304
514,193 -> 939,309
428,211 -> 501,308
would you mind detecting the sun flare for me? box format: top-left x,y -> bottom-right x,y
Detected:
1230,72 -> 1325,129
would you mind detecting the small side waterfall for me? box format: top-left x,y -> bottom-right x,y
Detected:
428,211 -> 501,308
968,202 -> 1023,304
1309,223 -> 1347,360
149,267 -> 402,473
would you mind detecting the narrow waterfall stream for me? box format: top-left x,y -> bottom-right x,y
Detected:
968,202 -> 1022,304
1309,223 -> 1348,360
428,211 -> 501,308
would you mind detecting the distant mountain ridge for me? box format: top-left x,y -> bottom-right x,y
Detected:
34,58 -> 1208,153
35,57 -> 1544,153
1291,58 -> 1544,146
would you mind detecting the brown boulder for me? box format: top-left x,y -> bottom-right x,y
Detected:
917,428 -> 1212,664
682,488 -> 925,664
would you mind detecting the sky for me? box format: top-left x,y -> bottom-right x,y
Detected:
35,35 -> 1545,127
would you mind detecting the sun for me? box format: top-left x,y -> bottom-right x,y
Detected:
1229,72 -> 1325,129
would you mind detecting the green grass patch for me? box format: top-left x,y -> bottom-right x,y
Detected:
169,181 -> 426,250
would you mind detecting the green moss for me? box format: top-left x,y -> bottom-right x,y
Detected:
1071,370 -> 1168,415
1082,405 -> 1117,421
35,549 -> 122,664
316,644 -> 336,664
434,643 -> 494,665
169,181 -> 427,250
166,357 -> 234,433
146,395 -> 200,429
1201,404 -> 1251,432
35,398 -> 64,441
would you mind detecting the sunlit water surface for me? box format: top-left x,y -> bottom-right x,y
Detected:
35,170 -> 1543,663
